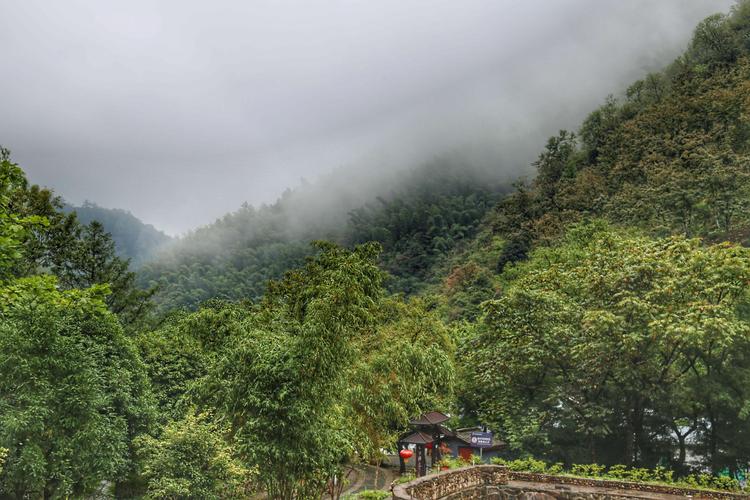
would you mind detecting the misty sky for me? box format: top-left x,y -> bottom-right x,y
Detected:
0,0 -> 735,235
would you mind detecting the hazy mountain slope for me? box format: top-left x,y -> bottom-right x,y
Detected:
141,4 -> 750,315
138,158 -> 508,312
65,202 -> 172,266
432,3 -> 750,321
492,6 -> 750,246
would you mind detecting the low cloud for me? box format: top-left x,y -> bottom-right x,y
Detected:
0,0 -> 734,235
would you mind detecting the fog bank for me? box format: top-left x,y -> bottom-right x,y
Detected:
0,0 -> 734,234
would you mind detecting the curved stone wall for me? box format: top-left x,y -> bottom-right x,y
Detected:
391,465 -> 749,500
392,465 -> 508,499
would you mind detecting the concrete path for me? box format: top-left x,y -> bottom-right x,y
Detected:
252,465 -> 397,499
330,465 -> 395,498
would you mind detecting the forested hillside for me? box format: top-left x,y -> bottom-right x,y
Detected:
451,1 -> 750,471
3,2 -> 750,498
65,202 -> 172,266
138,158 -> 508,312
489,8 -> 750,253
434,4 -> 750,322
0,153 -> 453,498
138,6 -> 750,317
132,0 -> 750,476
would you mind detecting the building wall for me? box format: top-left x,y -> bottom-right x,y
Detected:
443,439 -> 501,463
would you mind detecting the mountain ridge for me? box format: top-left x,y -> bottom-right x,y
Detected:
64,201 -> 172,266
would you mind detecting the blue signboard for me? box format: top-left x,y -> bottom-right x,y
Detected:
470,431 -> 493,448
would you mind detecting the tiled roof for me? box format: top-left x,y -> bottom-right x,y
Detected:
409,411 -> 450,426
400,430 -> 435,445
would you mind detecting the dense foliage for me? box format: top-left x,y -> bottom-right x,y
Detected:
346,160 -> 507,294
489,457 -> 740,492
135,243 -> 455,498
446,4 -> 750,473
1,152 -> 456,498
487,2 -> 750,257
462,223 -> 750,470
0,280 -> 154,498
0,153 -> 155,498
134,413 -> 254,499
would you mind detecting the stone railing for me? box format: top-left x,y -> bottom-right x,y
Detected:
392,465 -> 750,499
507,471 -> 749,499
392,465 -> 508,499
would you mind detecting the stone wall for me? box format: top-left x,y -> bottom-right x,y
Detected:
392,465 -> 509,500
507,472 -> 748,499
391,465 -> 750,500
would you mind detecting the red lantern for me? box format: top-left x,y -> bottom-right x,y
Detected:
425,442 -> 433,450
399,449 -> 413,459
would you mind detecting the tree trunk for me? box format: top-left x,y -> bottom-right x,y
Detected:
624,418 -> 635,466
709,413 -> 719,472
633,407 -> 645,466
677,434 -> 687,469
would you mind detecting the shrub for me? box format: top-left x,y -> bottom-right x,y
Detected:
606,464 -> 628,479
710,476 -> 740,491
439,457 -> 468,469
651,466 -> 673,483
627,468 -> 651,482
548,463 -> 564,474
357,490 -> 390,499
572,463 -> 605,477
395,473 -> 415,484
499,457 -> 547,472
506,458 -> 547,473
135,413 -> 254,500
490,457 -> 739,492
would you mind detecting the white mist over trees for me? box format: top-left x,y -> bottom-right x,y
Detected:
0,0 -> 734,235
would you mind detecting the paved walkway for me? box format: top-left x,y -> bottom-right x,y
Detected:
322,465 -> 394,498
250,465 -> 396,499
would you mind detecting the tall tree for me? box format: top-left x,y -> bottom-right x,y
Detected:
462,222 -> 750,468
196,242 -> 384,498
346,297 -> 455,464
0,151 -> 155,498
2,148 -> 155,328
0,279 -> 155,498
56,220 -> 155,328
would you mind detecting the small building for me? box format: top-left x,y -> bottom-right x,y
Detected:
442,426 -> 505,463
391,413 -> 506,474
